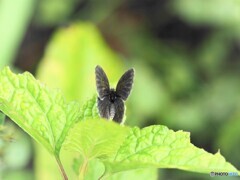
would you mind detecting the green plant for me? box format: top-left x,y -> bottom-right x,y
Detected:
0,67 -> 239,180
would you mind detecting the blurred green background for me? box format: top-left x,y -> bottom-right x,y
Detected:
0,0 -> 240,179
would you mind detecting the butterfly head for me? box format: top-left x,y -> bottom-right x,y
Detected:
109,89 -> 117,103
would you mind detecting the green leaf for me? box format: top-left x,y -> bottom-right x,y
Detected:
64,119 -> 130,179
65,118 -> 239,178
104,125 -> 240,175
0,67 -> 80,156
64,119 -> 130,160
78,95 -> 99,121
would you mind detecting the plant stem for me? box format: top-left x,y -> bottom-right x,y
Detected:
55,155 -> 68,180
79,159 -> 88,180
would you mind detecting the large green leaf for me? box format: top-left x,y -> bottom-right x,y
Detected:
65,118 -> 239,178
0,67 -> 80,156
104,125 -> 239,175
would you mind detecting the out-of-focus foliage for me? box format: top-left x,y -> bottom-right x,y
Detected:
0,121 -> 32,180
1,129 -> 33,180
34,0 -> 78,25
34,0 -> 122,25
172,0 -> 240,31
217,111 -> 240,169
0,0 -> 35,68
37,22 -> 124,102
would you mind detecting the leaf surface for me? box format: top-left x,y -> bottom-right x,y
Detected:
79,95 -> 99,121
65,117 -> 239,177
104,125 -> 239,174
64,119 -> 130,160
0,67 -> 80,155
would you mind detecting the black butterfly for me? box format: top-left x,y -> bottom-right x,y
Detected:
95,65 -> 134,123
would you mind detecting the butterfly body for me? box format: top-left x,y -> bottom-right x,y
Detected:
95,65 -> 134,123
108,89 -> 118,103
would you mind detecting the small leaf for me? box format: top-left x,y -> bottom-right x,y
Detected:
64,119 -> 130,160
0,67 -> 80,156
78,95 -> 99,121
104,125 -> 240,174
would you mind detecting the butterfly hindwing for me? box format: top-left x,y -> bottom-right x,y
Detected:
95,65 -> 110,99
113,98 -> 125,123
97,97 -> 112,119
116,68 -> 134,101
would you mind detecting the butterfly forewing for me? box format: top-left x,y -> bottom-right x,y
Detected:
95,65 -> 110,99
116,68 -> 134,101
